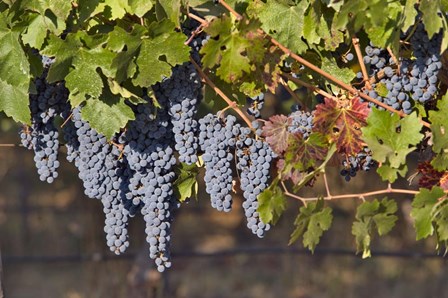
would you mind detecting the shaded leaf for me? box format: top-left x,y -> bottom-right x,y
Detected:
411,187 -> 445,240
258,184 -> 286,225
352,198 -> 397,258
174,163 -> 199,202
289,199 -> 333,253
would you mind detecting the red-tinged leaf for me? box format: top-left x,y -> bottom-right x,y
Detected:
313,96 -> 369,155
285,132 -> 328,171
262,114 -> 291,155
440,173 -> 448,191
276,159 -> 304,184
417,162 -> 445,189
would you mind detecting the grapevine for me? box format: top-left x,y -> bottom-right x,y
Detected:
0,0 -> 448,271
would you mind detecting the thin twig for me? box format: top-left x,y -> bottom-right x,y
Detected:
185,24 -> 205,45
61,112 -> 73,128
190,57 -> 253,129
281,181 -> 307,206
216,0 -> 242,20
0,144 -> 19,147
188,13 -> 209,26
387,47 -> 400,74
278,77 -> 309,112
352,36 -> 372,90
284,186 -> 419,203
322,172 -> 332,199
282,73 -> 337,101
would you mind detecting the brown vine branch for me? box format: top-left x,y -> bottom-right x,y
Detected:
190,57 -> 253,129
322,172 -> 332,198
283,184 -> 419,203
61,112 -> 73,128
0,144 -> 19,147
352,36 -> 372,90
216,0 -> 431,129
216,0 -> 242,20
188,13 -> 209,26
281,181 -> 307,206
278,77 -> 309,112
282,73 -> 338,101
387,47 -> 400,74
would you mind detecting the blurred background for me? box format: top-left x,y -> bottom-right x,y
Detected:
1,100 -> 448,298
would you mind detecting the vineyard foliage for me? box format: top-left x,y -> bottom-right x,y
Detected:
2,0 -> 448,271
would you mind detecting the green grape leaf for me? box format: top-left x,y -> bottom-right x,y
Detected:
420,0 -> 444,39
333,1 -> 368,31
302,2 -> 321,46
20,0 -> 72,20
375,82 -> 389,97
21,13 -> 65,49
65,47 -> 115,106
289,199 -> 333,253
365,1 -> 402,55
402,0 -> 418,33
429,94 -> 448,171
320,56 -> 356,85
94,0 -> 129,20
80,91 -> 135,139
362,108 -> 423,182
133,21 -> 190,87
201,15 -> 252,83
0,16 -> 31,124
107,25 -> 146,83
313,96 -> 369,155
157,0 -> 181,27
258,184 -> 287,225
41,34 -> 82,83
0,79 -> 31,125
257,0 -> 309,54
376,164 -> 408,183
174,163 -> 199,202
91,0 -> 153,20
106,78 -> 147,105
411,187 -> 446,240
128,0 -> 154,17
76,0 -> 101,23
352,198 -> 397,258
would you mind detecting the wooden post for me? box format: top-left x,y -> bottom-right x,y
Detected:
0,248 -> 4,298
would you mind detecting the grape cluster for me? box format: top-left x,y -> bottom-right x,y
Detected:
235,128 -> 275,238
20,69 -> 69,183
360,22 -> 442,114
288,110 -> 314,138
167,64 -> 202,165
339,148 -> 375,182
70,108 -> 131,255
199,114 -> 238,212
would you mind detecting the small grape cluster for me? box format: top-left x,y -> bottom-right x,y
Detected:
20,66 -> 69,183
339,148 -> 375,182
246,93 -> 265,118
288,110 -> 314,139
